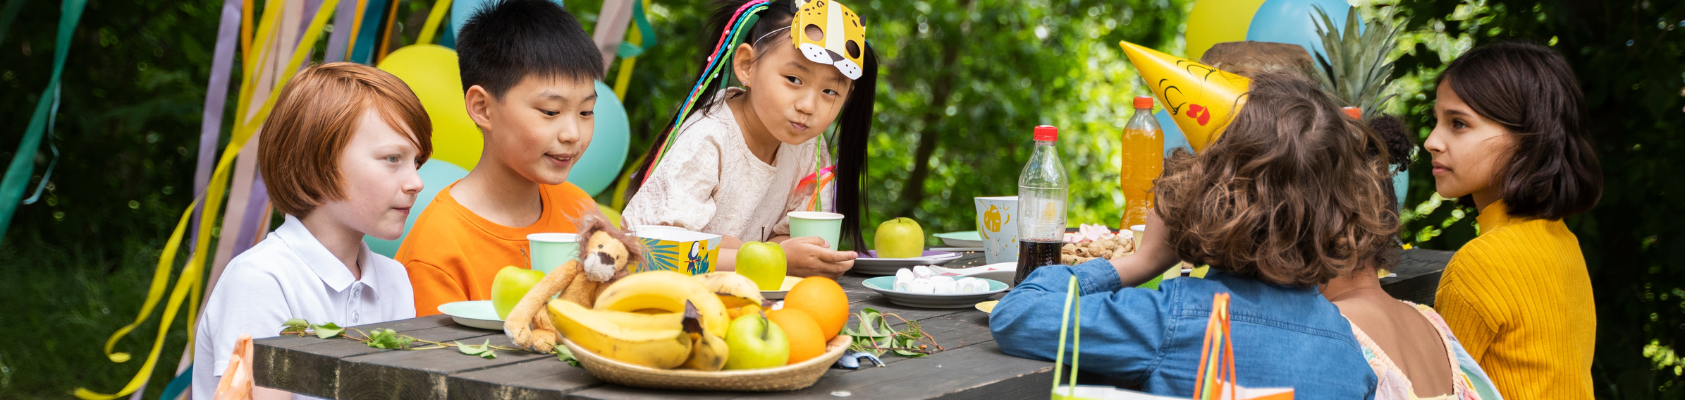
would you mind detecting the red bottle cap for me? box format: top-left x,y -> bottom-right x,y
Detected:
1342,107 -> 1362,119
1034,125 -> 1058,141
1133,96 -> 1154,109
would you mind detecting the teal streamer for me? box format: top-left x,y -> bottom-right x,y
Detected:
20,85 -> 60,205
0,0 -> 87,244
615,0 -> 657,58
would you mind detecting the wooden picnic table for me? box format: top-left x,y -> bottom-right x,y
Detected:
253,249 -> 1453,399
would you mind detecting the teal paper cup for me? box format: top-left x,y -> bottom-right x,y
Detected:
527,233 -> 578,274
788,211 -> 845,251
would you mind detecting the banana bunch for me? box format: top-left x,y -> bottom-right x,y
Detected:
547,271 -> 768,371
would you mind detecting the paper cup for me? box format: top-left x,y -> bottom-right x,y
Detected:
788,211 -> 845,251
975,196 -> 1020,264
635,230 -> 722,275
528,233 -> 579,274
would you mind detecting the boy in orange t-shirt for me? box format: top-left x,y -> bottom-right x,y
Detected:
397,0 -> 605,316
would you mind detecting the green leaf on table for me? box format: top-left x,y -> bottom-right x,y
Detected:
312,322 -> 344,339
555,346 -> 581,368
365,328 -> 413,350
456,339 -> 496,359
280,319 -> 310,335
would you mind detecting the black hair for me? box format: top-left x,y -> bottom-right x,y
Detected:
455,0 -> 605,98
628,0 -> 878,250
1437,42 -> 1602,220
1365,114 -> 1413,213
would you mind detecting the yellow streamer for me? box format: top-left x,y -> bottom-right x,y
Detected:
75,1 -> 342,398
415,0 -> 453,45
235,0 -> 285,127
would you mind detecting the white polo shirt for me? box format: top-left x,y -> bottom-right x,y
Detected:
192,215 -> 415,400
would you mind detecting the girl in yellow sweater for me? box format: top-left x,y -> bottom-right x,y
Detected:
1425,42 -> 1603,399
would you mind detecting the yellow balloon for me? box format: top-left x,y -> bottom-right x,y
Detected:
1184,0 -> 1269,62
1120,41 -> 1251,153
377,45 -> 483,169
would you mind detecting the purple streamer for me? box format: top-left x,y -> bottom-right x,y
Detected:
324,0 -> 356,62
231,173 -> 270,257
189,0 -> 243,253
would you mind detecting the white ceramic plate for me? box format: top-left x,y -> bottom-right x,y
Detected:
437,300 -> 503,330
932,231 -> 984,248
760,276 -> 804,300
861,276 -> 1008,308
851,251 -> 962,276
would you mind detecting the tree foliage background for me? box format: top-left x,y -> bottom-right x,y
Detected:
0,0 -> 1680,398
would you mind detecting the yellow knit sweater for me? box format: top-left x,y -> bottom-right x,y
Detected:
1435,201 -> 1596,399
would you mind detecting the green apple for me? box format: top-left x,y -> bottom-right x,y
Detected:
491,266 -> 546,320
874,217 -> 925,258
736,241 -> 788,290
723,313 -> 790,370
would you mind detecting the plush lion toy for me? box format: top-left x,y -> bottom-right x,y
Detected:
504,213 -> 644,353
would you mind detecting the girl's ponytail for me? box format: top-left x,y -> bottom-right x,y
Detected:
834,44 -> 877,251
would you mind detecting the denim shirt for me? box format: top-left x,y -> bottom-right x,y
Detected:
990,259 -> 1377,400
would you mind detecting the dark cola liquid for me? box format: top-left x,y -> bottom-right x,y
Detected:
1015,239 -> 1064,285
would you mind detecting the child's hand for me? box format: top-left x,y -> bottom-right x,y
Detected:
782,236 -> 857,279
1109,211 -> 1181,286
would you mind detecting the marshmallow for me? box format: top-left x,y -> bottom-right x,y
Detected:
905,279 -> 935,294
930,276 -> 957,294
912,265 -> 935,278
894,269 -> 915,291
956,278 -> 989,294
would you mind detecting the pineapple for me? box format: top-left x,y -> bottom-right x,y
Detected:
1310,5 -> 1405,121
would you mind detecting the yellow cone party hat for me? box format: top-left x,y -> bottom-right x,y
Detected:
1119,41 -> 1251,152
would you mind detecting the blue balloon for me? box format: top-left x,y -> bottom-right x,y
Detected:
1244,0 -> 1355,59
452,0 -> 565,38
566,81 -> 631,197
365,160 -> 471,258
1155,109 -> 1194,155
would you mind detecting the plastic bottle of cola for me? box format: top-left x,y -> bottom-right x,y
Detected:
1015,125 -> 1068,285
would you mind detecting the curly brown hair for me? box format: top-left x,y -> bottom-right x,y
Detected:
1152,72 -> 1398,287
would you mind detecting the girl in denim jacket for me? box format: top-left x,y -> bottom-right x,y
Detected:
991,72 -> 1395,400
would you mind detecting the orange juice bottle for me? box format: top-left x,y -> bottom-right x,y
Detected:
1120,96 -> 1163,228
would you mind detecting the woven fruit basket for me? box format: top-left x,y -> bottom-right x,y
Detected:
560,335 -> 852,392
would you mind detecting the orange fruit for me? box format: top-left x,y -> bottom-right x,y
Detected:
784,277 -> 849,340
766,309 -> 825,364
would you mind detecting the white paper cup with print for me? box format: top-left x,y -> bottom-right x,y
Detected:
975,196 -> 1020,264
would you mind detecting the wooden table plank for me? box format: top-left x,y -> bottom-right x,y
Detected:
254,315 -> 461,398
446,358 -> 603,400
335,325 -> 549,400
570,342 -> 1054,400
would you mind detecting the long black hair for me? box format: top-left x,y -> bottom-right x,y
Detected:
628,0 -> 877,250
